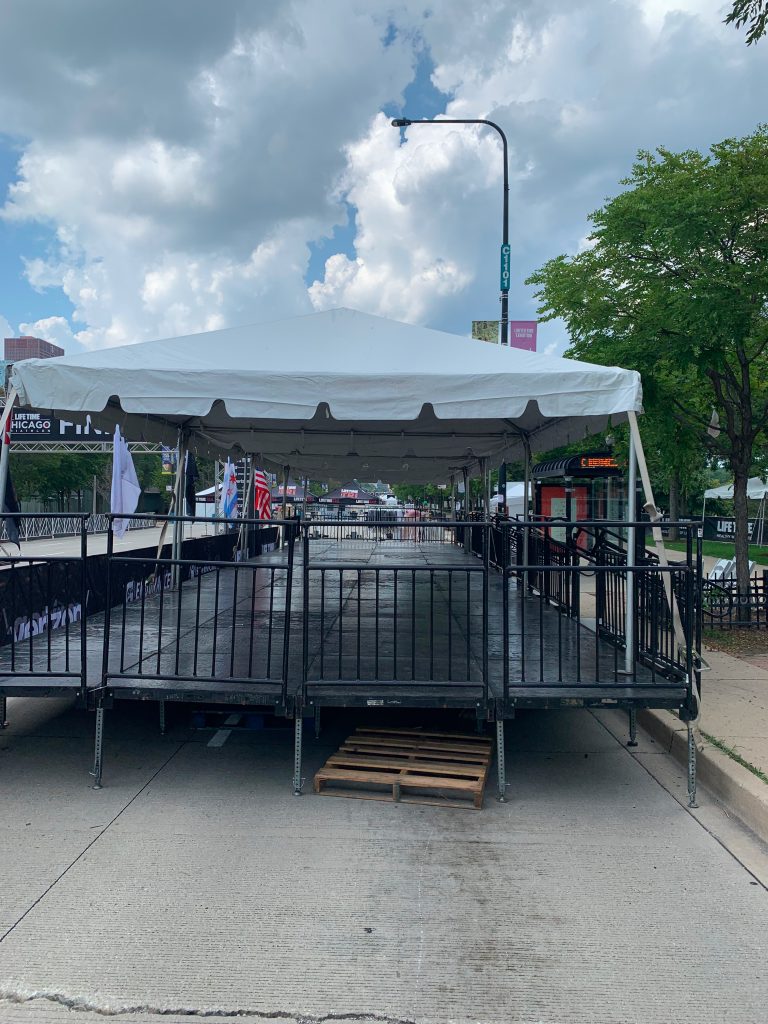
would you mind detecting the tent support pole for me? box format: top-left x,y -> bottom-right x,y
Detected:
480,457 -> 489,522
302,477 -> 309,520
281,464 -> 289,548
0,386 -> 19,525
462,467 -> 470,553
623,425 -> 637,675
522,435 -> 531,596
172,437 -> 187,589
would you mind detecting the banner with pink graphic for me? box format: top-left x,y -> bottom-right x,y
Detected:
508,321 -> 537,351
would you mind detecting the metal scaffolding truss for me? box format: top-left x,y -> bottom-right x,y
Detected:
9,441 -> 162,454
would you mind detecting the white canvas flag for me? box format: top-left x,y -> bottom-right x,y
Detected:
220,458 -> 238,519
110,424 -> 141,538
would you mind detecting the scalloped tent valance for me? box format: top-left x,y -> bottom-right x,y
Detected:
9,308 -> 642,483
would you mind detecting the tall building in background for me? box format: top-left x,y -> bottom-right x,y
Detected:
4,336 -> 64,361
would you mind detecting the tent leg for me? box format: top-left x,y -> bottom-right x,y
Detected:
91,706 -> 105,789
627,706 -> 638,747
159,699 -> 166,735
293,715 -> 303,796
687,721 -> 698,808
496,719 -> 506,802
0,695 -> 7,728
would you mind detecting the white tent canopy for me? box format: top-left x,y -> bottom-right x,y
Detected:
704,477 -> 768,501
9,308 -> 642,483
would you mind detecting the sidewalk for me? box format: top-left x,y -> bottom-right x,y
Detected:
639,640 -> 768,843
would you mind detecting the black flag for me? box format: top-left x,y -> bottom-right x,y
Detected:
185,451 -> 199,517
3,465 -> 21,547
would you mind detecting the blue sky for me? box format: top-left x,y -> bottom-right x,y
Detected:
0,0 -> 764,354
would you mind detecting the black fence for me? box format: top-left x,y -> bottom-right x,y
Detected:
0,514 -> 89,698
101,515 -> 296,706
702,574 -> 768,629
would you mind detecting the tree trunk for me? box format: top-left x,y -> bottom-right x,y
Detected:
732,460 -> 753,622
668,471 -> 680,542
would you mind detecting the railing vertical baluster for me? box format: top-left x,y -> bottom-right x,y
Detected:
176,561 -> 186,677
101,521 -> 114,686
46,560 -> 52,671
10,563 -> 16,671
282,524 -> 295,707
447,570 -> 452,682
210,569 -> 220,676
320,570 -> 325,680
137,557 -> 147,674
248,568 -> 258,679
79,517 -> 88,699
429,569 -> 434,681
302,527 -> 309,693
229,568 -> 239,678
193,571 -> 202,676
358,568 -> 362,680
156,563 -> 165,675
267,566 -> 275,678
338,568 -> 344,679
375,571 -> 379,679
412,570 -> 417,681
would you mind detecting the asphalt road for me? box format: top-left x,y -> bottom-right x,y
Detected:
0,697 -> 766,1024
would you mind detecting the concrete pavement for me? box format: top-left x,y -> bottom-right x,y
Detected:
0,697 -> 767,1024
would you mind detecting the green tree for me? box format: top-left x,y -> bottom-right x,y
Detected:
725,0 -> 767,44
527,129 -> 768,602
11,452 -> 110,509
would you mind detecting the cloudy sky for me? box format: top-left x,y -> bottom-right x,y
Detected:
0,0 -> 765,356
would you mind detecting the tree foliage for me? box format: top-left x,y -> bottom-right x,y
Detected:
725,0 -> 768,45
527,128 -> 768,596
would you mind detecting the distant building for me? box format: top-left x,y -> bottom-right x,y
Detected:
4,335 -> 64,361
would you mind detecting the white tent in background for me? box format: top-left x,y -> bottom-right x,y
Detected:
489,482 -> 526,517
704,478 -> 768,500
8,308 -> 642,483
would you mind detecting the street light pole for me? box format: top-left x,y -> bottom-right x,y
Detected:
391,116 -> 510,345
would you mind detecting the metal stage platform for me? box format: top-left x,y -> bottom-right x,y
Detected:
0,516 -> 699,797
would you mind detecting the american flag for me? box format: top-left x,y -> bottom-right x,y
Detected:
253,468 -> 271,520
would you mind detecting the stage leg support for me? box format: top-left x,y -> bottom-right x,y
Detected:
627,706 -> 638,747
496,718 -> 506,802
0,695 -> 7,728
91,707 -> 105,790
314,704 -> 321,740
159,699 -> 166,736
293,715 -> 303,796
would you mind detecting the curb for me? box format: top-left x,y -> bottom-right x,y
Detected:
638,709 -> 768,844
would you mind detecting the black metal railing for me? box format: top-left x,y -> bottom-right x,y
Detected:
300,520 -> 489,705
502,519 -> 700,696
702,573 -> 768,629
0,513 -> 89,699
305,507 -> 453,546
100,514 -> 296,705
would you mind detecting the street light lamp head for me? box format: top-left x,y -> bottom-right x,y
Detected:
391,118 -> 412,127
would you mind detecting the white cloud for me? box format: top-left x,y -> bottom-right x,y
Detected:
1,0 -> 767,356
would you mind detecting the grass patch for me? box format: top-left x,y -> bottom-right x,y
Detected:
664,538 -> 768,563
701,731 -> 768,785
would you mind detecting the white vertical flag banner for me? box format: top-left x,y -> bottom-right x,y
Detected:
220,458 -> 238,519
110,424 -> 141,538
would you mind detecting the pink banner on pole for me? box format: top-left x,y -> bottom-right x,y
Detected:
508,320 -> 537,351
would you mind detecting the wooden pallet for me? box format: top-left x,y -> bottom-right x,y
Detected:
314,727 -> 493,809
